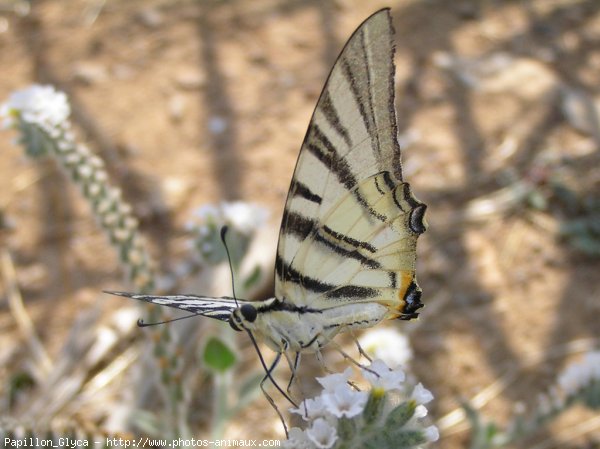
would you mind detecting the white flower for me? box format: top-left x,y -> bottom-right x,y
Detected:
424,425 -> 440,442
283,427 -> 314,449
306,418 -> 338,449
558,351 -> 600,397
191,202 -> 268,236
1,84 -> 70,130
362,359 -> 406,391
290,396 -> 330,422
221,201 -> 269,235
316,367 -> 353,393
414,404 -> 428,419
411,383 -> 434,405
322,384 -> 368,418
358,327 -> 412,368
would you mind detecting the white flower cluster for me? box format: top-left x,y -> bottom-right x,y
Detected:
358,327 -> 413,368
1,84 -> 70,134
284,360 -> 439,449
537,350 -> 600,417
558,351 -> 600,397
1,85 -> 154,291
192,202 -> 269,236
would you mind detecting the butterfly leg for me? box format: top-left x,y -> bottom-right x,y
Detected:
329,340 -> 377,377
284,351 -> 301,395
314,347 -> 335,375
313,347 -> 364,391
259,351 -> 289,437
352,334 -> 372,362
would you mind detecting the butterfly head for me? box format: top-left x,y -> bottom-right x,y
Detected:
228,303 -> 258,332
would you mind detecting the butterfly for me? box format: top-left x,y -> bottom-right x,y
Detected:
108,7 -> 426,400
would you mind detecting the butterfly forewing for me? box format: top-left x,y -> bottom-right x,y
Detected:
106,292 -> 249,322
275,9 -> 426,318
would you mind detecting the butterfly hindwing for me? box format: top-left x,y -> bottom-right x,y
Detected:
275,9 -> 426,319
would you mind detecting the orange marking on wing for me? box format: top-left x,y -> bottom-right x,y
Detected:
384,270 -> 414,319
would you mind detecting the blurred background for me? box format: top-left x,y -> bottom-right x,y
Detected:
0,0 -> 599,448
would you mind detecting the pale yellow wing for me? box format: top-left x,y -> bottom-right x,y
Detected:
275,9 -> 427,320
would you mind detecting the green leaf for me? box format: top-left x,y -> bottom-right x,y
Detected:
363,388 -> 386,425
364,429 -> 426,449
337,417 -> 357,441
203,337 -> 236,373
364,431 -> 394,449
391,430 -> 427,447
385,400 -> 416,428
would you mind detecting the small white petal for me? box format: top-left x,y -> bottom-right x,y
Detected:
118,203 -> 132,216
290,396 -> 329,422
103,212 -> 119,226
88,183 -> 101,197
306,418 -> 338,449
322,384 -> 368,418
358,327 -> 412,368
64,152 -> 82,165
89,155 -> 104,169
557,351 -> 600,397
283,428 -> 314,449
414,404 -> 428,419
362,359 -> 406,391
316,367 -> 353,393
77,164 -> 93,179
411,383 -> 434,404
424,425 -> 440,442
57,140 -> 72,151
93,170 -> 108,183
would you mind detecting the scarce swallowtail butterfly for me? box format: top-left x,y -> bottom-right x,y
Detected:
109,7 -> 426,381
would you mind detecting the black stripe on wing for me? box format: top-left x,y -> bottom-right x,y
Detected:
322,225 -> 376,253
279,209 -> 381,269
281,209 -> 316,241
320,89 -> 353,148
313,232 -> 381,269
341,53 -> 380,160
105,291 -> 240,322
307,123 -> 357,191
274,257 -> 378,299
307,124 -> 386,222
290,179 -> 323,204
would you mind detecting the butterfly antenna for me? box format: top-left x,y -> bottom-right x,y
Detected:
220,225 -> 240,308
137,314 -> 198,327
